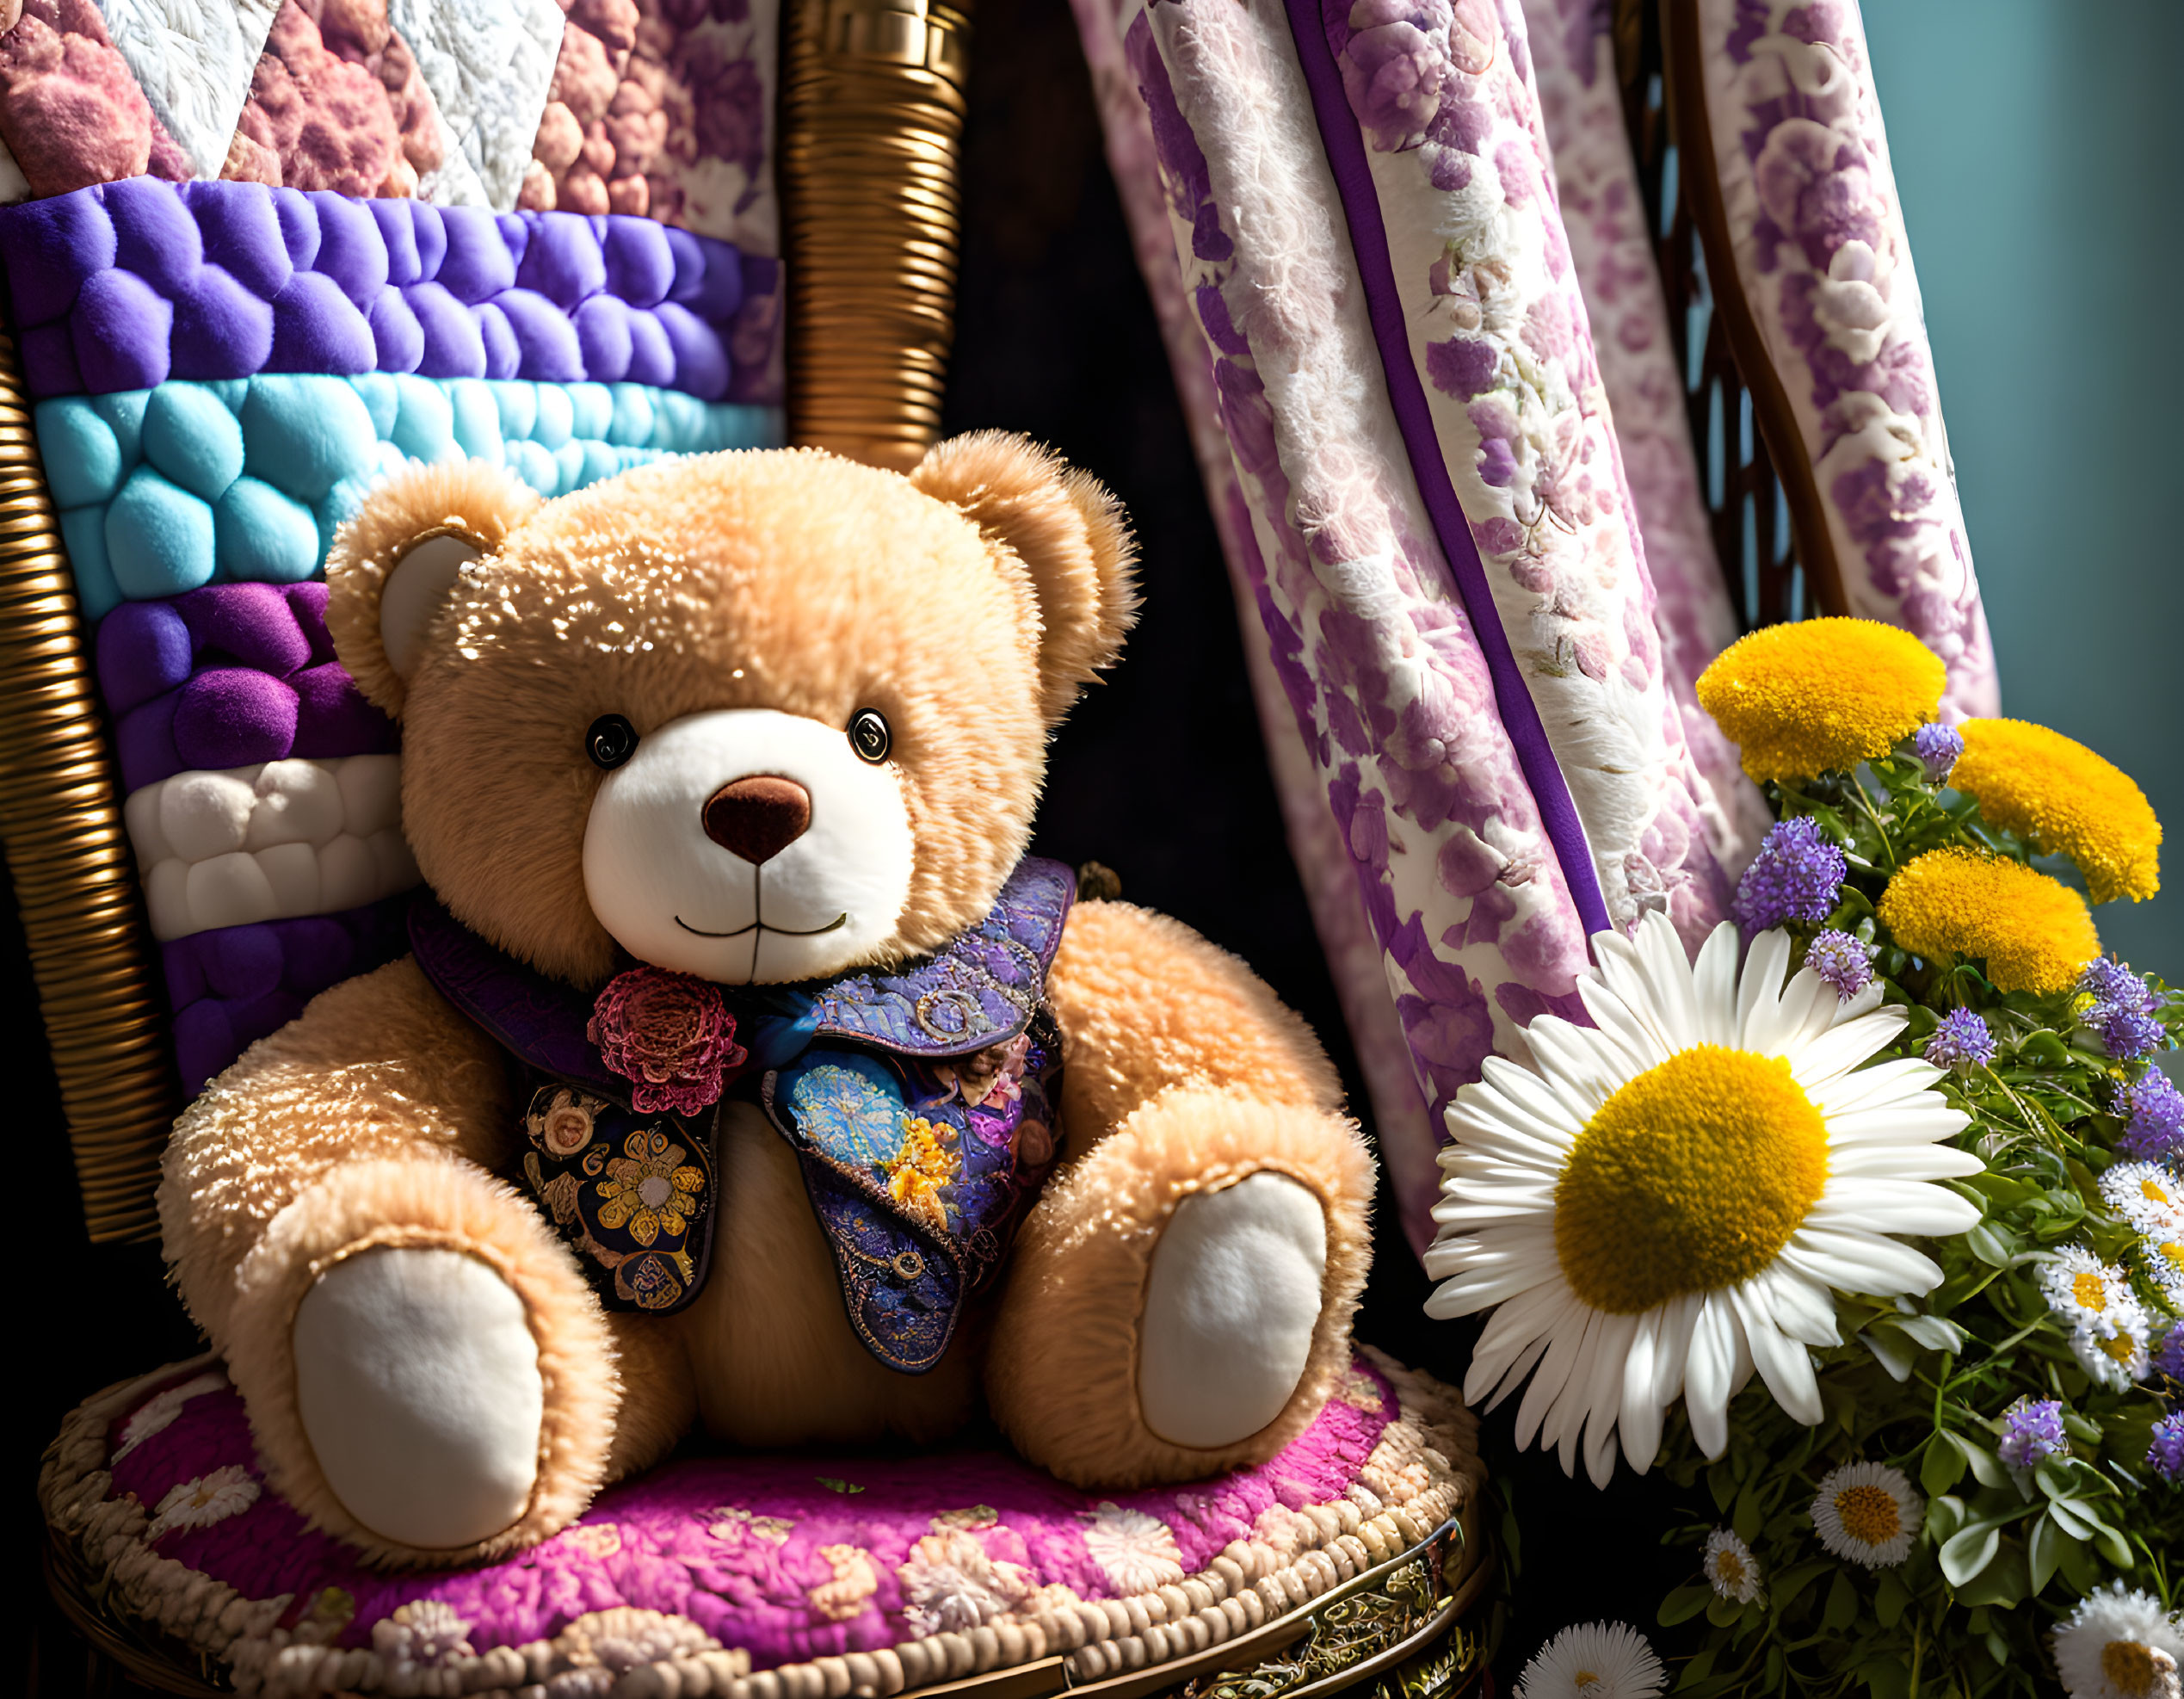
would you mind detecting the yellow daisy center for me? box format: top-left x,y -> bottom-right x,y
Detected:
1694,616 -> 1946,782
2104,1641 -> 2160,1698
1953,719 -> 2161,904
2073,1270 -> 2109,1312
1834,1484 -> 1902,1548
1876,847 -> 2101,994
1712,1551 -> 1748,1587
1556,1046 -> 1829,1313
2160,1243 -> 2183,1270
2101,1334 -> 2139,1366
2144,1178 -> 2175,1206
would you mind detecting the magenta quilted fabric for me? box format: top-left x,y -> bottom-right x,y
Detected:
44,1350 -> 1479,1696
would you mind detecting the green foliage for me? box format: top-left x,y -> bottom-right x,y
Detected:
1650,747 -> 2184,1696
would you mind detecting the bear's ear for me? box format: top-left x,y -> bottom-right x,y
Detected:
910,431 -> 1139,725
324,460 -> 543,717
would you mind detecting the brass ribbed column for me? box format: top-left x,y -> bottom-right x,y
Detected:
781,0 -> 973,470
0,326 -> 178,1244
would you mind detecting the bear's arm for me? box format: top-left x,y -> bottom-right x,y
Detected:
1043,899 -> 1345,1150
158,953 -> 515,1347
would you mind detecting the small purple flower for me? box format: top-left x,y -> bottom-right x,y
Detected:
1996,1397 -> 2068,1471
2118,1070 -> 2184,1163
2156,1325 -> 2184,1383
2150,1412 -> 2184,1484
1926,1007 -> 1996,1072
2080,957 -> 2152,1009
1805,929 -> 1875,1000
2099,1006 -> 2167,1063
1732,817 -> 1847,934
1913,723 -> 1963,785
2078,958 -> 2166,1061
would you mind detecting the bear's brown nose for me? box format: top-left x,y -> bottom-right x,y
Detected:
702,775 -> 812,865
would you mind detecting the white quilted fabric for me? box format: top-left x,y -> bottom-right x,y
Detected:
96,0 -> 284,181
126,756 -> 420,942
389,0 -> 565,213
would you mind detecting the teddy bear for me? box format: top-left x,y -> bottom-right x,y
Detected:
157,431 -> 1377,1568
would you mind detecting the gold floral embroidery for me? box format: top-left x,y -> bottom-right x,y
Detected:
526,1085 -> 611,1158
882,1116 -> 960,1234
595,1128 -> 706,1247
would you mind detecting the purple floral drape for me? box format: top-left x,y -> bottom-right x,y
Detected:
1066,0 -> 2000,1253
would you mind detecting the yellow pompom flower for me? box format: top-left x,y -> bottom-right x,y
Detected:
1696,618 -> 1946,782
1950,720 -> 2161,904
1877,847 -> 2101,993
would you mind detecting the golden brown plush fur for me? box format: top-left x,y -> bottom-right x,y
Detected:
910,431 -> 1139,726
324,459 -> 543,718
159,436 -> 1375,1566
990,904 -> 1374,1486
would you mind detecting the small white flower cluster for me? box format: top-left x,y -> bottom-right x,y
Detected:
2101,1162 -> 2184,1309
2041,1245 -> 2154,1390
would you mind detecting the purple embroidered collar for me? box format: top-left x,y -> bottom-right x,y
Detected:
409,858 -> 1077,1106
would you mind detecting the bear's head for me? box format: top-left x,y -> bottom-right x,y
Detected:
324,434 -> 1137,987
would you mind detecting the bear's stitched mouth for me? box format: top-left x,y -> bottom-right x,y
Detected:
673,914 -> 849,939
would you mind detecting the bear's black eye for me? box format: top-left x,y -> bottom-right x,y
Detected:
586,714 -> 639,769
848,709 -> 891,764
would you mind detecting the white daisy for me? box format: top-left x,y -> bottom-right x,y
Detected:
2101,1163 -> 2184,1237
2052,1583 -> 2184,1699
2072,1315 -> 2152,1389
146,1464 -> 260,1539
2045,1245 -> 2141,1336
2042,1245 -> 2155,1387
2142,1227 -> 2184,1307
1701,1528 -> 1761,1603
1515,1621 -> 1665,1699
1811,1461 -> 1921,1568
1427,914 -> 1980,1484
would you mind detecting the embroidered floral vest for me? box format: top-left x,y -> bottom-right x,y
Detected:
408,859 -> 1074,1374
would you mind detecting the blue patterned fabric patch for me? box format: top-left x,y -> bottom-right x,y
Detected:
767,1008 -> 1064,1373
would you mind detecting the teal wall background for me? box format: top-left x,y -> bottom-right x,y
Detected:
1863,2 -> 2184,977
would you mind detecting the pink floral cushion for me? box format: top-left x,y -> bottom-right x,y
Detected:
41,1350 -> 1480,1699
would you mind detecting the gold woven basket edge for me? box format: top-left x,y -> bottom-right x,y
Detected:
0,320 -> 177,1245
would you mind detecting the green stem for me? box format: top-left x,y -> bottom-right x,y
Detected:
1845,771 -> 1901,871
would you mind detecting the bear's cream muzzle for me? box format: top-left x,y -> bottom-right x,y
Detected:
582,707 -> 916,985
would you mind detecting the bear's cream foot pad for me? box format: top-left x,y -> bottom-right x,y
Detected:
1138,1173 -> 1330,1449
293,1245 -> 545,1552
42,1349 -> 1484,1698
